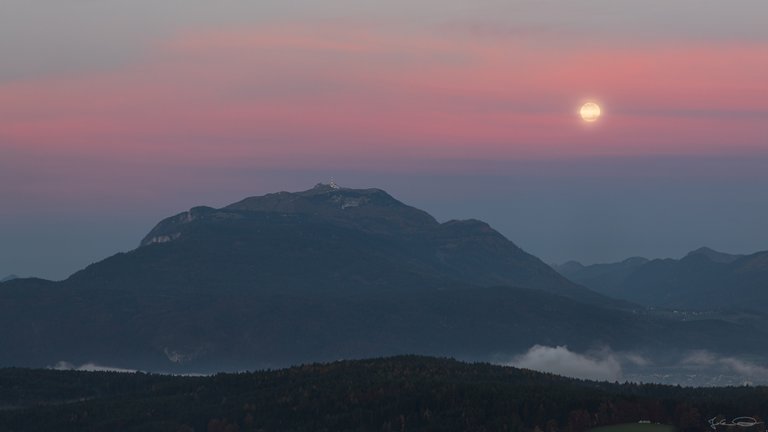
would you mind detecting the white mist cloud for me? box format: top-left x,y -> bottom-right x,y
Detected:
681,350 -> 718,366
507,345 -> 623,382
52,361 -> 138,373
682,350 -> 768,379
623,353 -> 652,367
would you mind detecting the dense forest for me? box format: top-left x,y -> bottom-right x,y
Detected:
1,356 -> 767,432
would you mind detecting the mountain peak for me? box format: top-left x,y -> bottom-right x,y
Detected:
312,181 -> 342,191
140,185 -> 439,247
684,246 -> 742,264
224,184 -> 436,226
622,256 -> 649,265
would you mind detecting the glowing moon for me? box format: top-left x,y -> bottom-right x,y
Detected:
579,102 -> 601,122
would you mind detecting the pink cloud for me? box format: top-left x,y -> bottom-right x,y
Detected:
1,24 -> 766,166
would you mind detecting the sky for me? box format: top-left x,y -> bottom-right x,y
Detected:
1,1 -> 767,280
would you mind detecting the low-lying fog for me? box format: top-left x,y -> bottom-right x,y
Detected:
50,346 -> 768,387
499,345 -> 768,386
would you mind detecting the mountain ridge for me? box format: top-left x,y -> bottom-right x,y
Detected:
684,246 -> 743,263
557,247 -> 768,310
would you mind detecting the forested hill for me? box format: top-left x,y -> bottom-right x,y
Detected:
2,356 -> 766,432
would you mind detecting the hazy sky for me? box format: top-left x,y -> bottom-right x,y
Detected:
2,1 -> 767,279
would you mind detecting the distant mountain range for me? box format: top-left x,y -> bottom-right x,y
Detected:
1,185 -> 767,371
555,247 -> 768,310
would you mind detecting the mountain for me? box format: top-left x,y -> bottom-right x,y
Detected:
133,184 -> 597,300
685,246 -> 742,264
2,356 -> 764,432
557,247 -> 768,310
0,274 -> 18,283
553,257 -> 649,296
1,185 -> 766,371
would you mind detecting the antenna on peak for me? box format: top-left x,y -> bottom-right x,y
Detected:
329,180 -> 340,190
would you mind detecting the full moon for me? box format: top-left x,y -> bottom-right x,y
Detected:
579,102 -> 601,122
